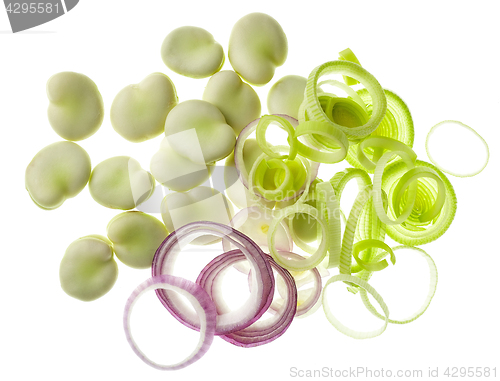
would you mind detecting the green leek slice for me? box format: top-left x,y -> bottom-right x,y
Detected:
382,160 -> 457,246
268,203 -> 328,271
426,120 -> 489,178
247,145 -> 311,203
359,246 -> 438,324
322,274 -> 389,339
351,239 -> 395,272
255,115 -> 297,160
338,48 -> 361,86
350,195 -> 387,281
304,60 -> 387,140
315,181 -> 341,269
339,185 -> 373,276
295,121 -> 349,163
373,150 -> 417,226
356,136 -> 417,171
318,79 -> 365,109
346,89 -> 414,172
329,167 -> 372,204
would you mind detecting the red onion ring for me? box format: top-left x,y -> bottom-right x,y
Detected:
197,250 -> 297,347
152,221 -> 274,335
270,252 -> 322,317
123,275 -> 216,370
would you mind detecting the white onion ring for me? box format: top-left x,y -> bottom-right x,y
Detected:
123,275 -> 216,370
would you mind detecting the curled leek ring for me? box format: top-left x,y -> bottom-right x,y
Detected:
330,167 -> 372,203
359,246 -> 438,324
322,274 -> 389,339
315,181 -> 341,269
373,150 -> 417,226
253,156 -> 293,200
392,166 -> 446,223
357,136 -> 417,171
323,96 -> 369,128
351,239 -> 395,273
304,60 -> 387,139
350,198 -> 388,284
338,47 -> 362,86
256,115 -> 297,160
268,203 -> 328,271
295,121 -> 349,163
346,88 -> 414,172
317,79 -> 365,109
339,185 -> 373,276
382,160 -> 457,246
304,95 -> 369,150
425,120 -> 489,178
248,148 -> 309,202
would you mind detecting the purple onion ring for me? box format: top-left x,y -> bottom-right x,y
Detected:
152,222 -> 274,336
197,250 -> 297,347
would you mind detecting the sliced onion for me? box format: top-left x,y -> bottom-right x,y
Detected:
196,250 -> 297,347
123,275 -> 217,370
270,252 -> 322,317
152,222 -> 274,335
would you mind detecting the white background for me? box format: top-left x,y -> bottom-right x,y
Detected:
1,1 -> 499,380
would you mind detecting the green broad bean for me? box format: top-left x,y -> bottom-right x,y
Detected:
164,100 -> 236,164
47,72 -> 104,141
59,235 -> 118,301
107,211 -> 169,269
89,156 -> 155,210
25,141 -> 91,210
228,13 -> 287,86
267,75 -> 307,119
150,136 -> 213,192
110,73 -> 178,142
203,70 -> 261,135
161,26 -> 225,79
